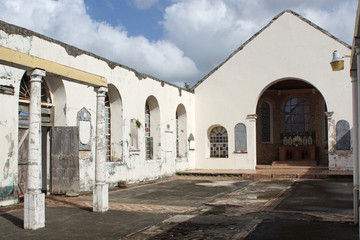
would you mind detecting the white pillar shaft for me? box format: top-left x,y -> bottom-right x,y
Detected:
27,74 -> 42,192
93,87 -> 108,212
247,114 -> 257,170
351,73 -> 359,224
355,47 -> 360,226
24,69 -> 46,230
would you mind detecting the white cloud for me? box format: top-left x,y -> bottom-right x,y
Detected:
0,0 -> 200,83
162,0 -> 356,84
0,0 -> 356,86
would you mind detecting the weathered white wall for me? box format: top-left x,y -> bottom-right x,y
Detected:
194,12 -> 352,170
0,22 -> 195,199
0,10 -> 354,207
0,66 -> 24,204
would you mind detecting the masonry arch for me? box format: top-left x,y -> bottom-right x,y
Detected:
176,104 -> 187,158
145,96 -> 160,160
105,84 -> 123,162
255,79 -> 328,166
18,72 -> 67,194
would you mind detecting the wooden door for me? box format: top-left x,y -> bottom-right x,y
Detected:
18,127 -> 29,195
51,127 -> 80,194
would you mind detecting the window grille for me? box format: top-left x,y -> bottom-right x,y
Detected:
284,97 -> 309,132
210,126 -> 228,158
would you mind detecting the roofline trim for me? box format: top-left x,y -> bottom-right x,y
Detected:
191,9 -> 351,90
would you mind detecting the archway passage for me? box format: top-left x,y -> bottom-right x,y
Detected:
18,73 -> 53,195
256,79 -> 328,166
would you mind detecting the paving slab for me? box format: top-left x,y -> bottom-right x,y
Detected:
0,207 -> 169,240
0,177 -> 357,239
0,177 -> 252,239
275,179 -> 353,213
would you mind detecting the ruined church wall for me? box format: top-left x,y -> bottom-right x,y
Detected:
0,21 -> 196,201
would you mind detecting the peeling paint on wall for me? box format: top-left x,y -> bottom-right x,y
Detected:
0,182 -> 14,199
4,134 -> 14,179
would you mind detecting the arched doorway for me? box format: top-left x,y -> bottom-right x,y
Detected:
18,73 -> 53,194
256,79 -> 328,166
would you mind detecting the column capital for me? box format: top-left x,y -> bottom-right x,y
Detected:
27,68 -> 46,79
94,86 -> 108,95
325,111 -> 334,120
246,114 -> 258,121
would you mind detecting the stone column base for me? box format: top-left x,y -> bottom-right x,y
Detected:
24,193 -> 45,230
93,184 -> 108,212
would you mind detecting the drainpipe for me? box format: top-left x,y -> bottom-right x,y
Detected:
351,69 -> 359,225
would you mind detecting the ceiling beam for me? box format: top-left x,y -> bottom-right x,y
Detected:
0,46 -> 107,87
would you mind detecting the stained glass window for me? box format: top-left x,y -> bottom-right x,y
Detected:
210,126 -> 228,158
284,97 -> 309,132
261,102 -> 271,142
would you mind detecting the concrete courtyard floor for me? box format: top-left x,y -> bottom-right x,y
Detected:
0,176 -> 357,239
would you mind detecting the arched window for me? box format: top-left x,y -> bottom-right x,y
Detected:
210,126 -> 228,158
145,102 -> 152,159
18,73 -> 53,193
234,123 -> 247,152
104,94 -> 111,161
176,104 -> 187,158
336,120 -> 350,150
144,96 -> 160,160
284,97 -> 309,132
19,74 -> 52,125
104,84 -> 124,162
261,102 -> 271,142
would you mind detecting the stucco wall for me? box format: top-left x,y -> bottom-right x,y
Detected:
194,12 -> 352,170
0,21 -> 196,200
0,66 -> 25,204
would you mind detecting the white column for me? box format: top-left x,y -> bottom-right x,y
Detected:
351,71 -> 359,224
24,69 -> 46,230
247,114 -> 258,170
93,87 -> 108,212
325,111 -> 335,155
355,46 -> 360,226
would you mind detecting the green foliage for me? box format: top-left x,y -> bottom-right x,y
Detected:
184,82 -> 190,89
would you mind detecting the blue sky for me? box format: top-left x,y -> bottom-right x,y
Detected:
0,0 -> 357,87
85,0 -> 166,40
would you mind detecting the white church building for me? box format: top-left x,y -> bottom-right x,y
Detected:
0,10 -> 353,208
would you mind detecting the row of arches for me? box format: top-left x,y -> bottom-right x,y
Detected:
18,73 -> 189,163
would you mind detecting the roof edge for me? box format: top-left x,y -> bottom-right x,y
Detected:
0,19 -> 193,93
191,9 -> 351,91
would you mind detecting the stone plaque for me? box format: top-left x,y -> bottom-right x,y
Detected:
77,107 -> 91,150
336,120 -> 350,150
